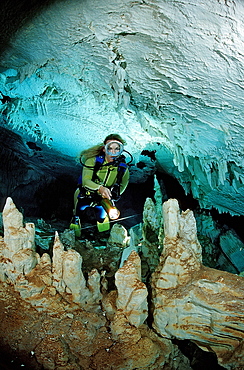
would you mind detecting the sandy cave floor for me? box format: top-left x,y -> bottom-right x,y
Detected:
0,280 -> 132,370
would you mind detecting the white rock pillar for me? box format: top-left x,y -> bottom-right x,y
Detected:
87,268 -> 102,306
152,198 -> 244,368
52,232 -> 100,307
115,250 -> 148,327
62,248 -> 90,304
1,197 -> 38,282
154,198 -> 202,290
52,232 -> 66,294
3,197 -> 36,258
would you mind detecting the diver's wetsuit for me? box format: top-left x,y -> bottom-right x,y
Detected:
75,155 -> 129,223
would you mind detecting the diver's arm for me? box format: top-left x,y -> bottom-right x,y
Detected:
82,157 -> 112,198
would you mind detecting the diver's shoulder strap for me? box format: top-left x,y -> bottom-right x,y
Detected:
116,161 -> 127,184
78,154 -> 127,190
92,155 -> 105,181
77,155 -> 105,187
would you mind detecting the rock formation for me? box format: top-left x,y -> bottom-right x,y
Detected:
1,197 -> 102,311
0,196 -> 244,368
1,197 -> 39,282
1,0 -> 244,220
152,198 -> 244,369
0,196 -> 181,369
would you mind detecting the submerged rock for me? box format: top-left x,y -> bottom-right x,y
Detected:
152,198 -> 244,369
1,196 -> 244,368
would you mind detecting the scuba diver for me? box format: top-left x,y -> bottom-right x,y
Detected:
70,134 -> 130,237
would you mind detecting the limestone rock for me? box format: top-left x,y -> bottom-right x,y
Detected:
34,334 -> 77,370
219,230 -> 244,273
13,253 -> 52,301
119,222 -> 143,269
110,313 -> 179,370
101,290 -> 117,321
87,268 -> 103,306
15,253 -> 53,301
52,232 -> 101,307
115,250 -> 147,327
3,197 -> 36,258
129,223 -> 142,248
52,231 -> 66,294
119,245 -> 138,268
60,228 -> 76,250
154,198 -> 202,290
107,223 -> 130,248
152,198 -> 244,368
0,197 -> 39,282
62,248 -> 85,296
143,197 -> 161,234
0,198 -> 101,311
141,197 -> 162,279
0,127 -> 79,220
12,248 -> 39,276
65,314 -> 107,358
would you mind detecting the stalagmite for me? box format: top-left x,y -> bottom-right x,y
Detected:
107,223 -> 130,248
1,196 -> 244,368
109,250 -> 175,370
141,197 -> 161,277
62,248 -> 89,303
52,231 -> 66,294
113,250 -> 147,328
0,197 -> 39,282
0,198 -> 101,310
152,198 -> 244,368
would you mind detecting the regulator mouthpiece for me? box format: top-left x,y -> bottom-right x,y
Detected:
104,141 -> 124,157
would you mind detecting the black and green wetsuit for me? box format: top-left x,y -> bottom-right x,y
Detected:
75,155 -> 129,223
82,156 -> 129,194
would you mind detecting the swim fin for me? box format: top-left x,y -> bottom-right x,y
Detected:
70,216 -> 81,237
97,214 -> 110,232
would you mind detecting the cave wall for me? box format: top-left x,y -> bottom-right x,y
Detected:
0,126 -> 79,220
0,0 -> 244,217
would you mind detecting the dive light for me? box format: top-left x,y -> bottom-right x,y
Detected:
101,198 -> 120,220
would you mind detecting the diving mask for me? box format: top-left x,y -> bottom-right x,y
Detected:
104,140 -> 124,157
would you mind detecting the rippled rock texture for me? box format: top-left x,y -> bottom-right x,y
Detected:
1,0 -> 244,218
152,199 -> 244,369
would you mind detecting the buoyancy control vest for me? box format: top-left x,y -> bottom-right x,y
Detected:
78,154 -> 128,200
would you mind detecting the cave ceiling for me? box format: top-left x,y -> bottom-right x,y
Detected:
0,0 -> 244,216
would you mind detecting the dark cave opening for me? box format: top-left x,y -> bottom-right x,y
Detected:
156,170 -> 199,212
156,170 -> 244,243
0,0 -> 62,54
172,339 -> 226,370
210,208 -> 244,243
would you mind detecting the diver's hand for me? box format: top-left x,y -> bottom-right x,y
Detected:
98,185 -> 112,200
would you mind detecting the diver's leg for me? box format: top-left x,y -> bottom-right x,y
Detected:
94,205 -> 107,223
70,196 -> 92,237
